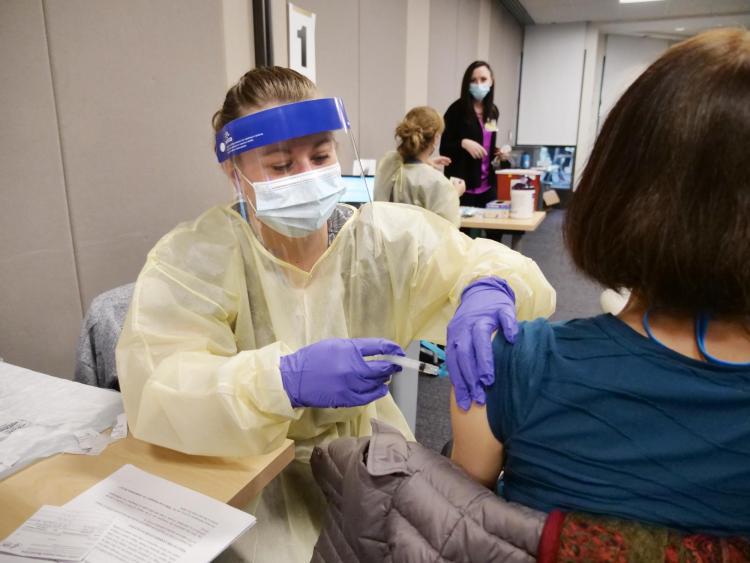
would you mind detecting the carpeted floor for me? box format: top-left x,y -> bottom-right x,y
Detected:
414,208 -> 604,452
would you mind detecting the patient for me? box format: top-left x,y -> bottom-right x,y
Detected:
450,28 -> 750,536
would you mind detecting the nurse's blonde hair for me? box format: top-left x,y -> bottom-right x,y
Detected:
395,106 -> 444,161
212,66 -> 319,133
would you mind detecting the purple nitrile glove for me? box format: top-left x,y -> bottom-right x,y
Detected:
280,338 -> 405,409
446,277 -> 518,411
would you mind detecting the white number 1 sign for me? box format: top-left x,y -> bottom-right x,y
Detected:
288,3 -> 316,83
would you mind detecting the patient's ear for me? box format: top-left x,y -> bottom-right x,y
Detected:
449,389 -> 504,488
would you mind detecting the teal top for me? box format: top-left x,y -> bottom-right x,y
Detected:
486,314 -> 750,535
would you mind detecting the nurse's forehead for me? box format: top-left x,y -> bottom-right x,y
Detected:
258,133 -> 334,156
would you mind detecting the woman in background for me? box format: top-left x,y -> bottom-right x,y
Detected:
374,106 -> 464,226
449,29 -> 750,536
441,60 -> 500,209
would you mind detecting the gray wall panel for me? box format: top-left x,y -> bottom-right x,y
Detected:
271,0 -> 289,67
489,1 -> 523,145
456,0 -> 480,69
44,0 -> 228,308
0,0 -> 82,377
428,0 -> 460,114
359,0 -> 408,161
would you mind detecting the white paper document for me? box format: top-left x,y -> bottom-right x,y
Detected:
0,505 -> 114,561
63,464 -> 255,563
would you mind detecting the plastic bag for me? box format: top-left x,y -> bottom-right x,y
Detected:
0,362 -> 123,480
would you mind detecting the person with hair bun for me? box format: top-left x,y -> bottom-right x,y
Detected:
374,106 -> 464,226
449,29 -> 750,535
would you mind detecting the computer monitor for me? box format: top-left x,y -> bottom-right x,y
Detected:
510,146 -> 576,190
339,175 -> 375,205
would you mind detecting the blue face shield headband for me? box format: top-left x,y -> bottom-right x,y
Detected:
215,97 -> 351,163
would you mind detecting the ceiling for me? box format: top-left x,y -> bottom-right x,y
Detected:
516,0 -> 750,40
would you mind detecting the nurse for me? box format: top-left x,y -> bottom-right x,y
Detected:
374,106 -> 464,226
116,66 -> 555,562
440,61 -> 501,209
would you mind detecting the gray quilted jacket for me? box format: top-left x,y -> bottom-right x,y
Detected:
310,420 -> 546,563
74,283 -> 134,389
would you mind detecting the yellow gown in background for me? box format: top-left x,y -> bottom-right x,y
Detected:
374,150 -> 461,226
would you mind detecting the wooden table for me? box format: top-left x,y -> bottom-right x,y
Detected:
461,210 -> 546,250
0,434 -> 294,539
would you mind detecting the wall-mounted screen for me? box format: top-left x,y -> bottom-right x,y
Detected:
509,146 -> 576,190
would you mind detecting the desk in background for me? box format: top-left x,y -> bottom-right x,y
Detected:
460,210 -> 546,250
0,432 -> 294,540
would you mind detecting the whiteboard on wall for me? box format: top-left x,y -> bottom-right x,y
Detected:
516,23 -> 586,147
288,3 -> 316,82
599,35 -> 668,124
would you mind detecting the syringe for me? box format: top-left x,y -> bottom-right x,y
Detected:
368,354 -> 440,376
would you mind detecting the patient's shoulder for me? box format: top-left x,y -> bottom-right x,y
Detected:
494,316 -> 629,395
493,318 -> 556,366
552,315 -> 618,339
513,314 -> 625,348
487,316 -> 623,441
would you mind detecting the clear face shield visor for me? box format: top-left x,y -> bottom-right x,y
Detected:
215,98 -> 370,244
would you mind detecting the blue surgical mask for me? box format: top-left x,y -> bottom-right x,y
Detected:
236,163 -> 345,238
469,83 -> 491,101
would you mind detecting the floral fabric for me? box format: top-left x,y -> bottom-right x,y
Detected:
539,511 -> 750,563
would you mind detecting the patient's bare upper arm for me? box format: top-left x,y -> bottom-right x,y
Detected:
449,389 -> 504,489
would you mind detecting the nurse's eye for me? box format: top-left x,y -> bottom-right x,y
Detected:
311,153 -> 331,165
271,162 -> 293,173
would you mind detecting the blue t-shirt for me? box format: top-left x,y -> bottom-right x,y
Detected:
485,314 -> 750,535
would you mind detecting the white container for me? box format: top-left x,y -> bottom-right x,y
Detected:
510,187 -> 534,219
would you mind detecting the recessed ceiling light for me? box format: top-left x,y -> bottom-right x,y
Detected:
675,27 -> 686,31
619,0 -> 664,3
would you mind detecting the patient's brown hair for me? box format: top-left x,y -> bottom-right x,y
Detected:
565,29 -> 750,316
